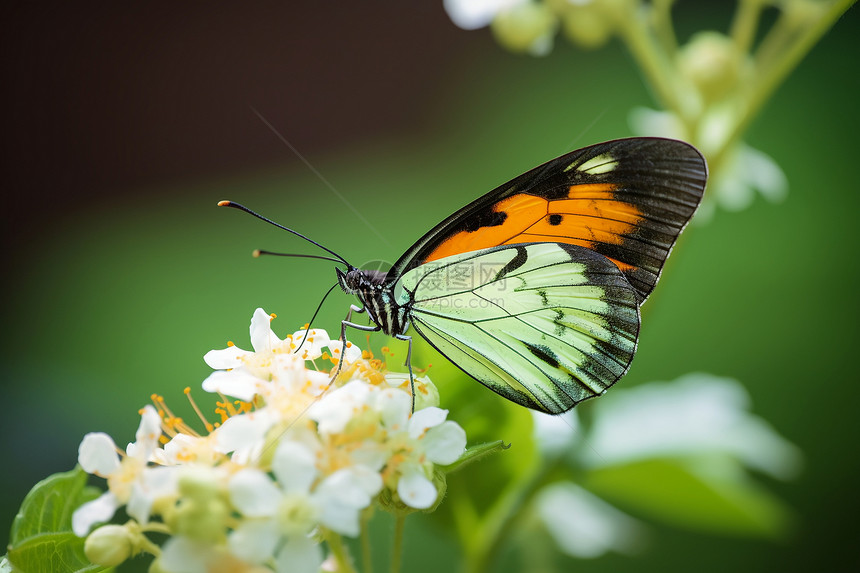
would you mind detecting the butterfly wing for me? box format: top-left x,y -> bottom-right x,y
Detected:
394,242 -> 640,414
388,138 -> 707,304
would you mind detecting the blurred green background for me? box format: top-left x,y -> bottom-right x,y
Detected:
2,1 -> 858,571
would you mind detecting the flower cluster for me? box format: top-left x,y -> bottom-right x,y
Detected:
72,308 -> 467,572
444,0 -> 850,219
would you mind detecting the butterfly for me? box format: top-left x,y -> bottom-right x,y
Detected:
221,137 -> 707,414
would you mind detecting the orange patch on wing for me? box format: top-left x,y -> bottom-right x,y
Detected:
425,194 -> 546,262
424,183 -> 642,272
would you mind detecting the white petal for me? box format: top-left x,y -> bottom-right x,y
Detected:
202,369 -> 261,401
250,308 -> 280,352
229,469 -> 282,517
133,405 -> 163,457
291,328 -> 331,360
443,0 -> 524,30
274,535 -> 323,573
72,492 -> 119,536
376,388 -> 411,431
204,345 -> 250,370
314,469 -> 378,536
310,381 -> 373,435
422,421 -> 467,465
78,433 -> 121,476
214,411 -> 271,454
328,340 -> 362,364
272,441 -> 318,493
315,499 -> 361,537
628,106 -> 684,139
532,410 -> 579,457
159,536 -> 209,573
228,518 -> 280,563
126,481 -> 154,525
304,369 -> 333,396
317,467 -> 381,508
127,466 -> 178,524
739,143 -> 788,202
582,373 -> 802,479
536,482 -> 642,558
408,407 -> 448,439
397,467 -> 437,509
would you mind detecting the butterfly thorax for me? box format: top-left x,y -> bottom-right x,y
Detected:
336,267 -> 410,336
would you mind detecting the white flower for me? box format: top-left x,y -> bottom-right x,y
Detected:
382,372 -> 440,410
445,0 -> 558,56
628,106 -> 787,221
73,406 -> 177,536
443,0 -> 528,30
531,373 -> 801,557
374,389 -> 467,509
204,308 -> 332,381
227,440 -> 382,570
309,381 -> 466,509
580,373 -> 802,479
531,408 -> 579,458
536,483 -> 643,559
159,536 -> 273,573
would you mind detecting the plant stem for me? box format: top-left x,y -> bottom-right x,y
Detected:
325,531 -> 357,573
391,514 -> 405,573
652,0 -> 679,56
711,0 -> 856,173
730,0 -> 764,55
361,509 -> 374,573
462,461 -> 554,573
610,2 -> 696,134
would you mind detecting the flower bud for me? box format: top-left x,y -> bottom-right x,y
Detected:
491,2 -> 559,56
84,524 -> 134,567
560,4 -> 614,49
177,466 -> 220,502
171,497 -> 229,542
678,31 -> 743,103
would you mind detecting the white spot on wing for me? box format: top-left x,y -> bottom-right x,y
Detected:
577,153 -> 618,175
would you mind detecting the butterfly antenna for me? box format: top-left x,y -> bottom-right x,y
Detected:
294,282 -> 339,356
253,250 -> 344,264
218,200 -> 350,266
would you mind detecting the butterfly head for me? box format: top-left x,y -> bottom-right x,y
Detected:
335,266 -> 358,294
336,266 -> 388,295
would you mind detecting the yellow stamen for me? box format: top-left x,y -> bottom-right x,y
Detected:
184,387 -> 215,433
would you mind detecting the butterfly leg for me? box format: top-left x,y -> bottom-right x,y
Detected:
345,304 -> 365,323
331,319 -> 380,383
394,333 -> 415,412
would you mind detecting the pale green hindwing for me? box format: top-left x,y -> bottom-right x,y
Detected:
394,243 -> 641,414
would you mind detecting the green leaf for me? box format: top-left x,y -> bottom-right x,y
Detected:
6,466 -> 110,573
582,458 -> 795,539
442,440 -> 509,473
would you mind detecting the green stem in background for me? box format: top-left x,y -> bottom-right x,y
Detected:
610,2 -> 696,134
325,530 -> 357,573
710,0 -> 856,174
360,508 -> 374,573
391,514 -> 405,573
730,0 -> 765,55
652,0 -> 679,56
460,460 -> 556,573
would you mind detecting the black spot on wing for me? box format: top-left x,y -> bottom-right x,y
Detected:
548,213 -> 563,226
495,245 -> 528,281
524,342 -> 561,370
553,309 -> 565,337
537,289 -> 549,306
462,205 -> 507,233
